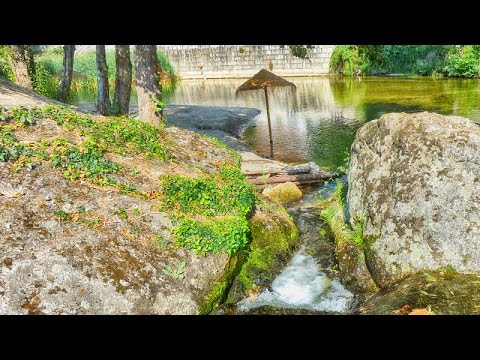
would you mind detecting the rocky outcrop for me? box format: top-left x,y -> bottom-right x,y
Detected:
347,112 -> 480,287
360,271 -> 480,315
0,106 -> 251,314
0,161 -> 236,315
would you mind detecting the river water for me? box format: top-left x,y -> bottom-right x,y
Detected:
166,76 -> 480,171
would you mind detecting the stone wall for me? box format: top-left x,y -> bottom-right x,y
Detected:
157,45 -> 335,79
38,45 -> 335,79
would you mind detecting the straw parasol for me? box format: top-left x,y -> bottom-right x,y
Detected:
236,69 -> 296,149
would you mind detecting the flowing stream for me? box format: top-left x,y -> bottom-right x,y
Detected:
236,180 -> 359,314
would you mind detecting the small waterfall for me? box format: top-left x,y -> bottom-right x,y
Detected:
238,248 -> 355,313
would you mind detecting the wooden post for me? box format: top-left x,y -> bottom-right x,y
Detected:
264,86 -> 273,146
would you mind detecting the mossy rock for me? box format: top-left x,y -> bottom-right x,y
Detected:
319,194 -> 378,294
262,182 -> 303,205
198,253 -> 241,314
227,196 -> 299,303
360,272 -> 480,315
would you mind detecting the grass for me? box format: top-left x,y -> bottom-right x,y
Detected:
32,48 -> 177,102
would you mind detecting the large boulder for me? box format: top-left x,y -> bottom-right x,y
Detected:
347,112 -> 480,287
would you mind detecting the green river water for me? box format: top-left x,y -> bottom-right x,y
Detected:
166,76 -> 480,170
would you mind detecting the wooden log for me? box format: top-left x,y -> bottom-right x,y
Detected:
254,179 -> 328,190
243,164 -> 313,177
247,172 -> 333,185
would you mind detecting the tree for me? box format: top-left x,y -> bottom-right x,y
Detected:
96,45 -> 111,115
9,45 -> 35,88
59,45 -> 75,102
281,45 -> 314,59
134,45 -> 163,126
113,45 -> 132,115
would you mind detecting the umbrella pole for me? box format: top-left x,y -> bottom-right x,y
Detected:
264,87 -> 273,146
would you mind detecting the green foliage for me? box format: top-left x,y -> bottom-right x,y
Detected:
332,45 -> 480,78
42,105 -> 96,128
156,51 -> 177,81
0,106 -> 6,122
0,119 -> 49,171
368,45 -> 451,75
444,265 -> 458,275
33,62 -> 59,98
173,216 -> 250,255
51,138 -> 120,185
0,106 -> 44,126
1,105 -> 169,188
335,181 -> 347,207
153,99 -> 166,112
0,129 -> 28,162
54,210 -> 72,222
114,207 -> 128,220
117,182 -> 140,195
319,181 -> 364,247
43,105 -> 170,160
350,219 -> 364,247
0,46 -> 14,81
330,45 -> 370,76
163,261 -> 187,280
159,163 -> 256,255
34,48 -> 177,101
442,46 -> 480,78
91,116 -> 170,160
9,106 -> 43,126
159,164 -> 255,218
336,149 -> 350,174
281,45 -> 314,59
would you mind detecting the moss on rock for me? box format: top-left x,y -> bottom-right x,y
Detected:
262,182 -> 303,205
227,196 -> 299,302
360,271 -> 480,315
319,191 -> 378,294
198,253 -> 240,314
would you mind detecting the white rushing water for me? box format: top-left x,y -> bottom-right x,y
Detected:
238,250 -> 355,313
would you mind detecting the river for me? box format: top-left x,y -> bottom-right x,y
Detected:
164,76 -> 480,171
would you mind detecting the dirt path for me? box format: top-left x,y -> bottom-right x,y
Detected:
0,78 -> 68,108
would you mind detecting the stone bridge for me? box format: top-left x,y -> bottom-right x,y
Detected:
157,45 -> 335,79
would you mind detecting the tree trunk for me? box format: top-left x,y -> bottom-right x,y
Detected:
96,45 -> 111,115
134,45 -> 163,126
59,45 -> 75,102
10,45 -> 35,89
113,45 -> 132,115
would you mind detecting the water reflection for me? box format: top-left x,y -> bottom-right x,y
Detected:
166,76 -> 480,170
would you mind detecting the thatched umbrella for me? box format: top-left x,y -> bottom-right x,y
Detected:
236,69 -> 296,148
